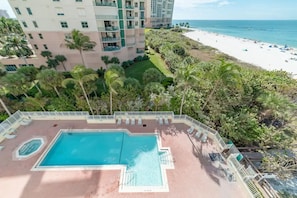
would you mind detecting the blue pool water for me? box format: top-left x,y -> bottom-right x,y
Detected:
39,131 -> 163,186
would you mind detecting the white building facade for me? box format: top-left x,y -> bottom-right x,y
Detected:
145,0 -> 174,28
4,0 -> 145,71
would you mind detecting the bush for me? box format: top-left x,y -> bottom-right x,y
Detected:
142,55 -> 149,60
96,67 -> 106,77
122,61 -> 130,69
128,60 -> 134,65
161,77 -> 174,88
110,57 -> 120,64
134,56 -> 143,62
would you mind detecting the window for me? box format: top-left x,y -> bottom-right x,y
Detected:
15,7 -> 21,15
22,21 -> 28,28
38,33 -> 43,39
43,44 -> 48,50
135,2 -> 138,7
81,21 -> 88,28
135,12 -> 138,17
33,21 -> 38,28
76,0 -> 82,2
28,33 -> 33,39
4,65 -> 17,72
55,7 -> 64,16
26,8 -> 32,15
60,21 -> 68,28
34,44 -> 38,49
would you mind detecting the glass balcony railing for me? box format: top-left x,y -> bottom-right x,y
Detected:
139,6 -> 144,10
95,15 -> 118,20
127,25 -> 134,29
136,48 -> 145,53
125,5 -> 134,9
104,46 -> 121,51
126,16 -> 135,19
98,26 -> 119,31
94,2 -> 116,7
102,37 -> 120,42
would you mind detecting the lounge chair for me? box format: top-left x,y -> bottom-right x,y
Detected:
200,133 -> 208,143
138,117 -> 142,125
5,134 -> 16,139
164,116 -> 169,125
131,117 -> 135,125
125,117 -> 130,125
0,145 -> 4,151
195,130 -> 202,139
159,117 -> 163,125
187,126 -> 195,134
117,117 -> 122,125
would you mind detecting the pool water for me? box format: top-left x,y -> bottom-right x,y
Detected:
39,131 -> 164,186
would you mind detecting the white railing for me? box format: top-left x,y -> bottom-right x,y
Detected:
114,111 -> 173,118
20,111 -> 89,120
0,110 -> 22,135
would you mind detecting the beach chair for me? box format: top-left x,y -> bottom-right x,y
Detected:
125,117 -> 130,125
159,116 -> 163,125
5,134 -> 16,139
138,117 -> 142,125
187,126 -> 195,134
200,133 -> 208,143
117,117 -> 122,125
131,117 -> 135,125
195,130 -> 202,139
164,116 -> 169,125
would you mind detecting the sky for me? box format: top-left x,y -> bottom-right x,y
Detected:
1,0 -> 297,20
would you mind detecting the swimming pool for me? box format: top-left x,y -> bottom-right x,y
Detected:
34,130 -> 174,192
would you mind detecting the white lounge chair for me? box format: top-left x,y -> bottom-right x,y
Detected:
187,126 -> 195,134
200,133 -> 208,143
125,117 -> 130,125
131,117 -> 135,125
159,116 -> 163,125
195,130 -> 202,139
5,134 -> 16,139
0,145 -> 4,151
164,116 -> 169,125
138,117 -> 142,125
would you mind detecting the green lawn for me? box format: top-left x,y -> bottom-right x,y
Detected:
125,49 -> 173,84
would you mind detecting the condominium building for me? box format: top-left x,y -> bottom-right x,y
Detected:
4,0 -> 145,71
0,10 -> 10,18
145,0 -> 174,28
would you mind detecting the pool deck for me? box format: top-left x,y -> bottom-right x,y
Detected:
0,119 -> 250,198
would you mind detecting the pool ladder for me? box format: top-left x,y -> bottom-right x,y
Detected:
159,151 -> 170,165
124,171 -> 136,186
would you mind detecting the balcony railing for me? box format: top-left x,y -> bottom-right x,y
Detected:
94,1 -> 116,7
127,25 -> 134,29
103,46 -> 121,51
125,5 -> 134,9
98,26 -> 119,31
95,15 -> 118,20
136,48 -> 145,53
139,6 -> 144,10
126,16 -> 135,19
102,37 -> 120,42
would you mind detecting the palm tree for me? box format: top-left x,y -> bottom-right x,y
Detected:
0,86 -> 11,116
40,50 -> 52,60
0,34 -> 33,66
201,60 -> 242,111
62,65 -> 98,115
104,69 -> 124,115
64,29 -> 96,67
1,73 -> 31,98
17,66 -> 42,94
37,69 -> 64,97
55,55 -> 67,71
175,63 -> 199,115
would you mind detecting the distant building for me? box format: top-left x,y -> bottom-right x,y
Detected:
145,0 -> 174,28
0,9 -> 10,18
4,0 -> 146,71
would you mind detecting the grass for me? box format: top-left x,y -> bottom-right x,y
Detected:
125,49 -> 173,84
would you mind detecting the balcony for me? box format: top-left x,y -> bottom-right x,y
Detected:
125,5 -> 134,9
94,1 -> 116,7
139,6 -> 144,10
95,15 -> 118,20
140,24 -> 145,28
98,26 -> 119,31
126,42 -> 135,47
126,16 -> 135,19
127,25 -> 134,29
104,46 -> 121,51
136,48 -> 145,53
102,37 -> 120,42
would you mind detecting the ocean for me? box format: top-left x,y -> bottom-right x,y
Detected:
173,20 -> 297,48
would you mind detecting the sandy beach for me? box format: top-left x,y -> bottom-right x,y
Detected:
184,30 -> 297,77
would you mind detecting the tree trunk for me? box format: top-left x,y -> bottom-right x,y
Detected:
35,84 -> 42,94
62,62 -> 67,71
54,86 -> 61,98
110,91 -> 113,115
24,92 -> 29,98
80,82 -> 94,115
79,49 -> 87,67
179,87 -> 188,115
202,81 -> 219,111
0,98 -> 11,116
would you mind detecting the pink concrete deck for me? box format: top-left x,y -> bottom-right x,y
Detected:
0,119 -> 250,198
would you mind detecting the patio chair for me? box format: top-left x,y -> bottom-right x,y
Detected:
131,117 -> 135,125
164,116 -> 169,125
187,126 -> 195,134
125,117 -> 130,125
159,117 -> 163,125
200,133 -> 208,143
0,145 -> 4,151
194,130 -> 202,139
138,117 -> 142,125
5,134 -> 16,139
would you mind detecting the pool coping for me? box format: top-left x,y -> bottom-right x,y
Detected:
31,129 -> 175,193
